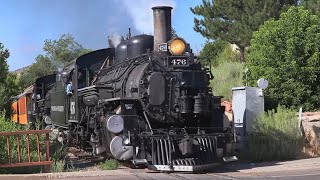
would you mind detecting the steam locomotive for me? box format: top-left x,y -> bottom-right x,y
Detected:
18,6 -> 236,171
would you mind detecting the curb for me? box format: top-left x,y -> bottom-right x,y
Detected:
0,169 -> 131,179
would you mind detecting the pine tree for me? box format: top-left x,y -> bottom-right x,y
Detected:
191,0 -> 297,62
300,0 -> 320,17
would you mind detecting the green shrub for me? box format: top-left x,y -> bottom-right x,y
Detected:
243,105 -> 304,162
99,159 -> 120,170
49,140 -> 67,172
215,44 -> 242,65
199,40 -> 228,66
208,43 -> 244,100
0,112 -> 65,174
210,61 -> 244,100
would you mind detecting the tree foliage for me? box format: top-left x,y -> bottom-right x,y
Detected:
300,0 -> 320,17
246,6 -> 320,111
0,43 -> 9,84
0,73 -> 21,115
191,0 -> 297,62
43,33 -> 91,67
19,55 -> 55,89
0,43 -> 20,115
19,34 -> 91,88
171,28 -> 179,38
199,40 -> 228,66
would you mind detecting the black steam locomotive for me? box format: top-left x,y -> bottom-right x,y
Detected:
32,6 -> 236,171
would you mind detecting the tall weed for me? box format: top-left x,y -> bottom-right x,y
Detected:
243,106 -> 304,162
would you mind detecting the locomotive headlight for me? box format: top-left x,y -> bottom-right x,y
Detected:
169,38 -> 186,55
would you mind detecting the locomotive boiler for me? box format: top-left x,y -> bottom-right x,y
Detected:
31,6 -> 236,171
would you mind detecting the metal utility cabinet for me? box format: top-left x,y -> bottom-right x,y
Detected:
232,86 -> 264,150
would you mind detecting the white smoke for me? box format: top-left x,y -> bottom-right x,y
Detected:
113,0 -> 176,35
108,33 -> 123,47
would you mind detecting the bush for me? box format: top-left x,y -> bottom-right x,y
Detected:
215,44 -> 242,65
199,40 -> 228,66
243,105 -> 304,162
0,112 -> 66,174
99,159 -> 120,170
210,61 -> 244,100
50,160 -> 65,173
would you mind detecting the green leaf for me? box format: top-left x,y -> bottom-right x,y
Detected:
246,6 -> 320,111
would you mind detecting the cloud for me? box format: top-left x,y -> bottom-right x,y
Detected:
112,0 -> 176,35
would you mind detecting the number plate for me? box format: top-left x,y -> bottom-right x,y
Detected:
158,43 -> 168,52
168,56 -> 189,67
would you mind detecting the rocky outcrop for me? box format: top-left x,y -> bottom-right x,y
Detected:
300,112 -> 320,157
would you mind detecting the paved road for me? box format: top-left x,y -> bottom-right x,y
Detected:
1,158 -> 320,180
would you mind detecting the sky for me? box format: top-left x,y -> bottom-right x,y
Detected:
0,0 -> 206,71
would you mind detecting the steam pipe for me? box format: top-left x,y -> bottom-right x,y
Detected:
152,6 -> 172,51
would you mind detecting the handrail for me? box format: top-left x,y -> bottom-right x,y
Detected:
0,129 -> 52,173
0,129 -> 51,135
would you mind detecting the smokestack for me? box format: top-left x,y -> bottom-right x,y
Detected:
152,6 -> 172,51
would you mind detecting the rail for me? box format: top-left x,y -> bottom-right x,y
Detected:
0,129 -> 52,173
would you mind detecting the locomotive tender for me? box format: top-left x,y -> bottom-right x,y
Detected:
31,6 -> 236,171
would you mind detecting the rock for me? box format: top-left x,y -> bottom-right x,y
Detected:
67,147 -> 81,155
298,112 -> 320,122
301,120 -> 320,157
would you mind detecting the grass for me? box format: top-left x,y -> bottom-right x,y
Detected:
242,105 -> 305,162
99,159 -> 120,170
50,160 -> 66,173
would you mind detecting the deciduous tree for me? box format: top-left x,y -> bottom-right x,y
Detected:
0,42 -> 9,84
19,34 -> 91,88
0,43 -> 20,115
43,33 -> 91,67
19,55 -> 55,89
0,73 -> 21,115
246,7 -> 320,111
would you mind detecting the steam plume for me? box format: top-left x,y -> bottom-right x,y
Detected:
113,0 -> 176,35
108,34 -> 124,48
